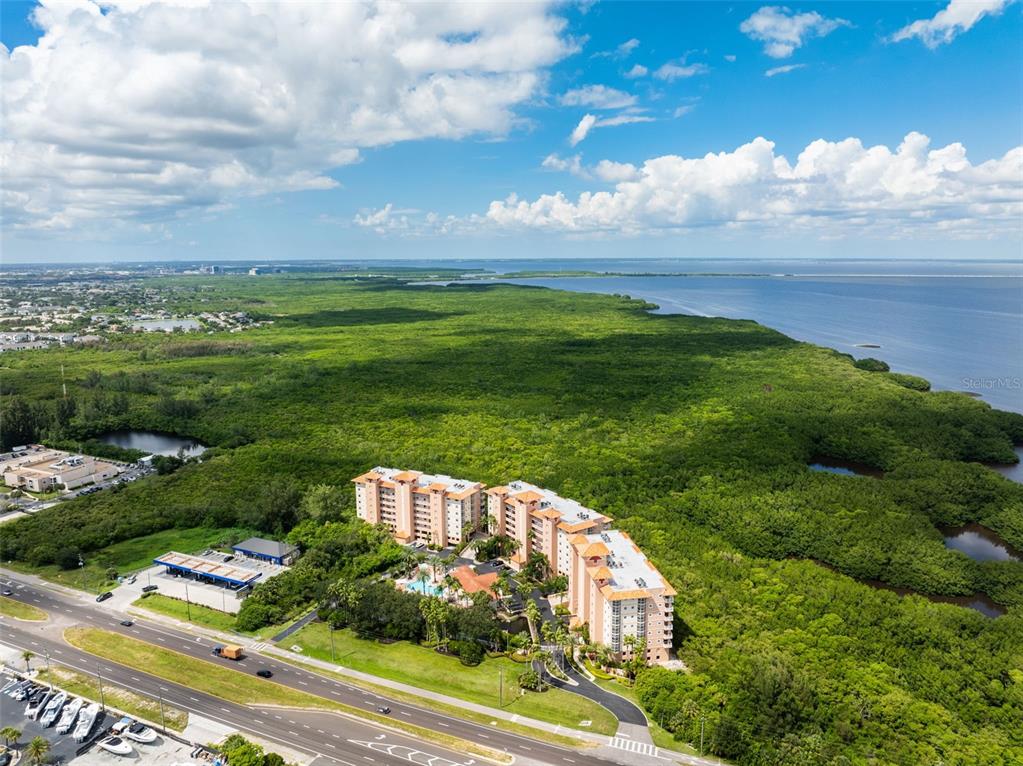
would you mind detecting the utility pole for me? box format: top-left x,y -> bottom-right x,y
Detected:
158,693 -> 166,732
498,667 -> 503,707
184,582 -> 192,622
61,364 -> 67,399
44,651 -> 52,687
79,555 -> 86,593
700,717 -> 705,756
96,670 -> 106,711
329,625 -> 335,663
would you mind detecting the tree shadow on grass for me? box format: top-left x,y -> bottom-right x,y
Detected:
280,308 -> 464,328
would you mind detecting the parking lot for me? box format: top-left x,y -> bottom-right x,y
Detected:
108,551 -> 288,615
1,674 -> 113,765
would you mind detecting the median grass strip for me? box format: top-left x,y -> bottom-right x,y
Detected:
277,654 -> 590,750
36,665 -> 189,731
0,595 -> 47,621
290,622 -> 618,735
63,627 -> 511,764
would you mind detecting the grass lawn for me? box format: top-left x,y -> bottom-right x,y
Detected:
7,526 -> 254,592
131,593 -> 300,641
585,672 -> 696,754
0,595 -> 47,621
64,627 -> 510,763
37,665 -> 188,731
133,593 -> 238,632
290,622 -> 618,735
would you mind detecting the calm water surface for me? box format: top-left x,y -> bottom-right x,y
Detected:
100,430 -> 207,457
941,524 -> 1022,562
458,262 -> 1023,413
808,457 -> 884,478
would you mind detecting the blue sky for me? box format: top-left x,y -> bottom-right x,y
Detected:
2,1 -> 1021,262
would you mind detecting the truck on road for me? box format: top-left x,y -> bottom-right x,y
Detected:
211,644 -> 244,660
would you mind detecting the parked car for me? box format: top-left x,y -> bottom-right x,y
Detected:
96,591 -> 113,603
256,669 -> 273,679
141,585 -> 158,593
1,589 -> 12,596
126,575 -> 137,584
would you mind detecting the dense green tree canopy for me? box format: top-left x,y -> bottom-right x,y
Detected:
1,275 -> 1021,764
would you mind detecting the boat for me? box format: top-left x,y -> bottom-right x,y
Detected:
73,702 -> 100,742
40,691 -> 66,727
26,689 -> 53,719
112,717 -> 157,744
8,681 -> 32,699
97,737 -> 133,756
56,697 -> 83,734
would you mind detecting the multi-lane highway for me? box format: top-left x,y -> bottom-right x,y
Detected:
0,576 -> 644,766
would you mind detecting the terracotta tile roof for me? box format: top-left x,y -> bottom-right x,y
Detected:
531,508 -> 562,520
558,518 -> 603,533
588,566 -> 613,581
513,490 -> 543,503
351,468 -> 384,480
391,470 -> 420,482
580,542 -> 609,558
451,565 -> 499,597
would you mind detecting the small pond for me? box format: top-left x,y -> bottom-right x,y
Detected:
808,457 -> 884,478
99,430 -> 207,458
941,523 -> 1021,563
804,559 -> 1007,618
860,578 -> 1007,619
989,446 -> 1023,484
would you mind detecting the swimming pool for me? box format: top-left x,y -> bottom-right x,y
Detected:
404,579 -> 443,597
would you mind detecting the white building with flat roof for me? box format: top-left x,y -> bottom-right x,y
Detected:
569,529 -> 675,664
353,467 -> 485,547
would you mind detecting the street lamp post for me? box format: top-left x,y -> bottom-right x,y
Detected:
79,555 -> 86,593
158,693 -> 166,732
700,717 -> 705,756
329,625 -> 335,663
184,582 -> 192,622
96,670 -> 106,711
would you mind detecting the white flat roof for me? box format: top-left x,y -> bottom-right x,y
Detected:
505,480 -> 605,527
372,466 -> 481,494
581,530 -> 670,594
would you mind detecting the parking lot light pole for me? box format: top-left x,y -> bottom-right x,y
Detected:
158,692 -> 166,732
184,582 -> 192,622
329,625 -> 336,662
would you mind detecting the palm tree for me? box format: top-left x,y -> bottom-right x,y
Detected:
0,727 -> 21,748
524,600 -> 541,645
26,736 -> 50,766
21,650 -> 33,672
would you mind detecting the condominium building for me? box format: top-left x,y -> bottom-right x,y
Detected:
568,530 -> 675,664
352,467 -> 485,547
1,448 -> 120,493
486,481 -> 611,575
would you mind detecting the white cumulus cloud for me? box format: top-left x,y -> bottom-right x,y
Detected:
740,6 -> 850,58
2,0 -> 573,232
559,85 -> 637,109
569,114 -> 599,146
483,133 -> 1023,238
624,64 -> 649,78
765,63 -> 807,77
567,111 -> 654,145
654,60 -> 710,81
891,0 -> 1011,48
